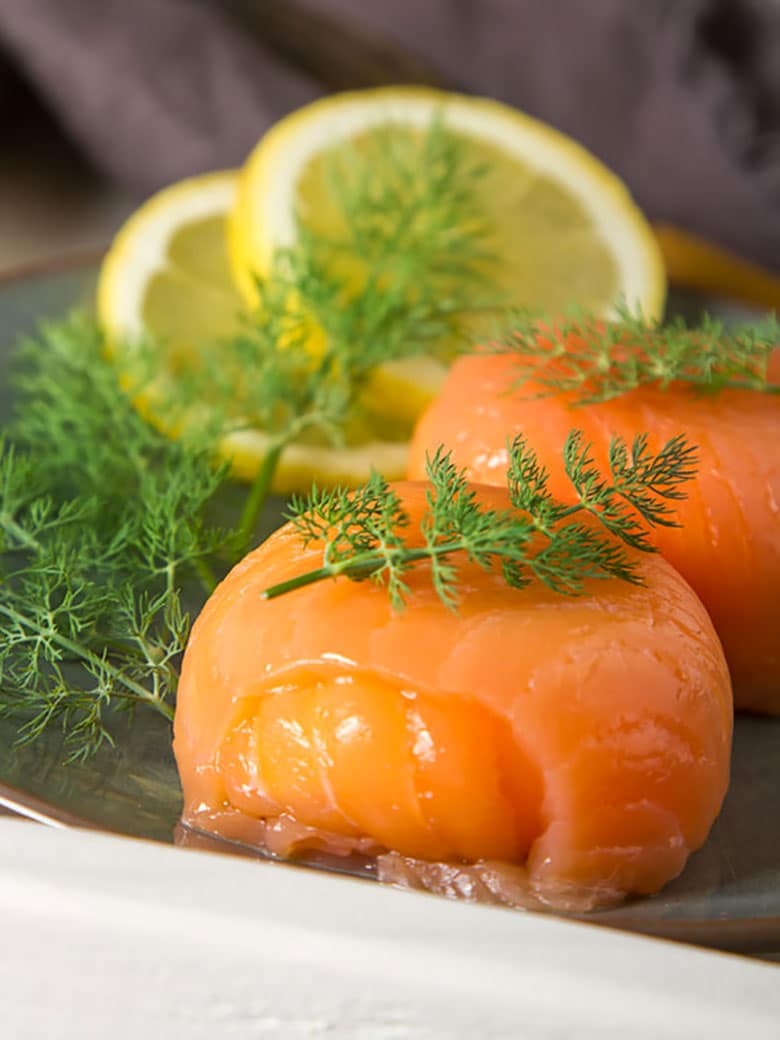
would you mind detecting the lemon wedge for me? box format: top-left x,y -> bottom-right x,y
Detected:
230,87 -> 666,420
96,171 -> 409,490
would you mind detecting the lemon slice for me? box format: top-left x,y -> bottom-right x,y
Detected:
230,87 -> 667,421
96,171 -> 409,490
98,171 -> 242,352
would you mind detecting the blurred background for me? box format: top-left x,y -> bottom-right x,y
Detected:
0,0 -> 778,277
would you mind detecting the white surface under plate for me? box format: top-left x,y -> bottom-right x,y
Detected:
0,819 -> 778,1040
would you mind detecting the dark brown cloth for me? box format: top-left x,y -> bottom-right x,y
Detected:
1,0 -> 778,269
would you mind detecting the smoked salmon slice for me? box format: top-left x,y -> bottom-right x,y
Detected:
408,350 -> 780,713
174,482 -> 732,909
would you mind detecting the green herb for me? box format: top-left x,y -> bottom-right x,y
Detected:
0,119 -> 500,759
163,119 -> 500,558
493,305 -> 780,404
0,318 -> 226,761
262,430 -> 698,608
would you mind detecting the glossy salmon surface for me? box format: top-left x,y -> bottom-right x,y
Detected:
408,352 -> 780,713
174,483 -> 732,908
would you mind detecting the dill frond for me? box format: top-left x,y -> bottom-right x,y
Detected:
0,318 -> 228,760
0,117 -> 502,758
167,120 -> 499,449
492,304 -> 780,404
263,430 -> 698,607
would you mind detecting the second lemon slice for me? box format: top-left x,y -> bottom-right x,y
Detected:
230,87 -> 666,420
98,171 -> 242,354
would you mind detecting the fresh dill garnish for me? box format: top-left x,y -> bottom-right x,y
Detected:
314,119 -> 496,306
287,473 -> 412,610
0,117 -> 501,759
262,430 -> 698,608
164,120 -> 500,557
492,305 -> 780,404
195,120 -> 496,442
0,318 -> 226,761
0,451 -> 186,762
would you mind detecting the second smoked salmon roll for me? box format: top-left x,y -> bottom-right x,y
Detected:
408,349 -> 780,713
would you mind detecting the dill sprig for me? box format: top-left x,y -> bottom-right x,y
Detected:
0,319 -> 227,761
0,467 -> 185,761
316,119 -> 496,301
165,120 -> 499,557
263,430 -> 698,608
493,305 -> 780,404
0,118 -> 502,759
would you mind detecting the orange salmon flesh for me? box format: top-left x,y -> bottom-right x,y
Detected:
408,348 -> 780,713
174,483 -> 732,907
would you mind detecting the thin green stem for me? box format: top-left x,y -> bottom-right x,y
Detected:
164,560 -> 176,600
262,543 -> 460,600
262,565 -> 335,599
0,600 -> 175,722
193,555 -> 218,594
93,636 -> 147,662
555,503 -> 586,520
0,513 -> 42,554
232,438 -> 287,562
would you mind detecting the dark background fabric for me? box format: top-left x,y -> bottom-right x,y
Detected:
0,0 -> 778,269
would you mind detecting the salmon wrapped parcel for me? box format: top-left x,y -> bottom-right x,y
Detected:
174,482 -> 732,911
408,337 -> 780,713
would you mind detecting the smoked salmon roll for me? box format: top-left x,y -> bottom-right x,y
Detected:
408,346 -> 780,713
174,482 -> 732,911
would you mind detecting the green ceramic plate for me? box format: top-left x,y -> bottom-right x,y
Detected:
1,262 -> 778,955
